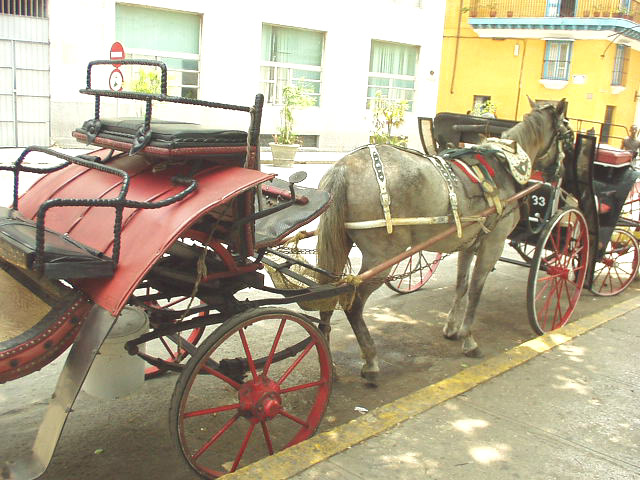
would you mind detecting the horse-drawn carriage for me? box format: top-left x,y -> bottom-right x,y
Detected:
408,110 -> 640,330
1,59 -> 639,479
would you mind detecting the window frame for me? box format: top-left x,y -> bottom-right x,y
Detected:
125,48 -> 201,99
542,40 -> 573,81
367,40 -> 419,112
611,44 -> 628,86
260,25 -> 324,106
116,5 -> 202,99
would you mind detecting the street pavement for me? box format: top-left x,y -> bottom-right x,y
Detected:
229,297 -> 640,480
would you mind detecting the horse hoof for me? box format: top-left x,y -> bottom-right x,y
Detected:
463,347 -> 483,358
443,329 -> 459,341
360,369 -> 379,386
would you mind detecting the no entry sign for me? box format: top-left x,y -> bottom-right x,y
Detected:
110,42 -> 125,68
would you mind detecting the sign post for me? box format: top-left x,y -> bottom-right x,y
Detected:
109,42 -> 125,92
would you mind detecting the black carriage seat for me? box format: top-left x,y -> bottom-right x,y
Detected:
255,178 -> 331,249
430,113 -> 517,151
0,207 -> 114,279
72,118 -> 250,164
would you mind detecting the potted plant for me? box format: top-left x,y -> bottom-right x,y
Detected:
471,99 -> 497,118
269,84 -> 314,167
369,91 -> 409,147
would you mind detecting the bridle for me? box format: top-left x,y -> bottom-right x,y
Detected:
534,104 -> 574,182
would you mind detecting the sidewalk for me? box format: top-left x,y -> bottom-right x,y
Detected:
228,297 -> 640,480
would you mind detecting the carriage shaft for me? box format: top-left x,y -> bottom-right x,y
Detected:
357,183 -> 542,282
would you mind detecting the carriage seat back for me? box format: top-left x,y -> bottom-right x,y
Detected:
73,118 -> 251,166
429,113 -> 517,152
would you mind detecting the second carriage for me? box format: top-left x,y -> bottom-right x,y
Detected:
389,110 -> 640,335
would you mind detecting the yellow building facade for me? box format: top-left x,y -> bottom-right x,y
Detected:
438,0 -> 640,143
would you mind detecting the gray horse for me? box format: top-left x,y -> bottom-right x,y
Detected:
315,99 -> 569,384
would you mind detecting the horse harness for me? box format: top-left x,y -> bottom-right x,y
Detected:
345,143 -> 532,238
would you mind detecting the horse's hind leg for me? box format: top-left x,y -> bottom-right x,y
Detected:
318,310 -> 339,380
319,310 -> 333,345
345,279 -> 384,385
443,249 -> 474,340
458,232 -> 509,357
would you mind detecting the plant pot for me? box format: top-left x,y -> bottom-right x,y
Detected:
269,142 -> 299,167
583,10 -> 590,17
593,11 -> 600,16
613,12 -> 622,17
507,11 -> 513,17
490,9 -> 497,17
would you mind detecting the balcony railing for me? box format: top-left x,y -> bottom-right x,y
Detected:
469,0 -> 639,23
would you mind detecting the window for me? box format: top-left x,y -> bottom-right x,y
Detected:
115,5 -> 201,99
612,44 -> 629,86
367,41 -> 418,111
0,0 -> 47,17
545,0 -> 577,17
542,40 -> 572,80
472,95 -> 490,113
260,25 -> 323,106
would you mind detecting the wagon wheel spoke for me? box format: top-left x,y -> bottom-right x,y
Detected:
278,409 -> 309,427
191,413 -> 240,461
201,363 -> 241,390
263,319 -> 286,376
230,422 -> 256,472
238,328 -> 259,381
278,340 -> 315,385
261,421 -> 274,455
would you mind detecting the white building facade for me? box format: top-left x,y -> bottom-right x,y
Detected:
3,0 -> 446,151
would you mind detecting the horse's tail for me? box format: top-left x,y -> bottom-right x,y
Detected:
316,161 -> 352,285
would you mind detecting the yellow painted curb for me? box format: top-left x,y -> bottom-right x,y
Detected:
225,296 -> 640,479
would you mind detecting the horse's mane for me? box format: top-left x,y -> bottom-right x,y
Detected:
500,107 -> 548,152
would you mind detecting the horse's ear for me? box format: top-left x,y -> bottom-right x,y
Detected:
556,98 -> 568,119
527,95 -> 536,109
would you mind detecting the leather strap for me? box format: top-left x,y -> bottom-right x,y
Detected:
369,145 -> 393,234
429,155 -> 463,238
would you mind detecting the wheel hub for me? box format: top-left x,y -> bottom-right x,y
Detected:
237,375 -> 282,423
547,265 -> 569,279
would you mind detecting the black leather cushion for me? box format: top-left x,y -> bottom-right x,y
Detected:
255,178 -> 331,249
0,207 -> 114,279
75,117 -> 247,150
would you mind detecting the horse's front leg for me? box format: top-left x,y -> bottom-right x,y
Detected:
443,250 -> 474,340
345,280 -> 382,385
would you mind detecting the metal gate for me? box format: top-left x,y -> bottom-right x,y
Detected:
0,11 -> 50,147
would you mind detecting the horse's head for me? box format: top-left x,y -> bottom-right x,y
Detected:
503,98 -> 573,181
526,98 -> 573,180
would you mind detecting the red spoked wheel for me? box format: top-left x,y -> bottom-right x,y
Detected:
385,250 -> 442,294
590,228 -> 640,296
170,308 -> 332,478
527,208 -> 589,335
142,296 -> 207,379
